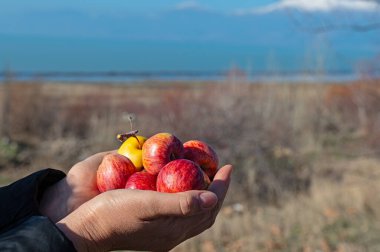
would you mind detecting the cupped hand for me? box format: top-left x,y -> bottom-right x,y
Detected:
39,151 -> 233,251
39,151 -> 115,222
57,164 -> 232,252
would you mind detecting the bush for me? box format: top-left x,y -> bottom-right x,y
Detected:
0,138 -> 21,168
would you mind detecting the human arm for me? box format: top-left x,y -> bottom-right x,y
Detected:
0,169 -> 76,251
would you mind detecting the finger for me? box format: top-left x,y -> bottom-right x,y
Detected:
149,165 -> 233,218
144,190 -> 218,219
83,150 -> 117,165
208,164 -> 233,210
181,166 -> 234,234
69,150 -> 117,179
183,216 -> 216,241
76,150 -> 117,169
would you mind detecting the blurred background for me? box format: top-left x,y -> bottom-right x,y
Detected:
1,0 -> 380,251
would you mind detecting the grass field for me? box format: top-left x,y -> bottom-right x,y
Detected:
1,79 -> 380,251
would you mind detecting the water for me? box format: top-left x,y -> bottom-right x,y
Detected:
0,34 -> 378,83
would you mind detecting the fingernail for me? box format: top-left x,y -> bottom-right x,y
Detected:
200,192 -> 218,209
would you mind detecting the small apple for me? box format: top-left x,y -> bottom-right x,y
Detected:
117,135 -> 147,171
183,140 -> 219,179
157,159 -> 208,193
125,171 -> 157,191
142,133 -> 184,175
97,153 -> 136,193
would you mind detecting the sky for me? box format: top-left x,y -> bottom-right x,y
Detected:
0,0 -> 379,77
1,0 -> 379,41
1,0 -> 379,15
0,1 -> 276,14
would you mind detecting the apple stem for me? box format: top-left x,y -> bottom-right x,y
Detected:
134,135 -> 142,149
117,130 -> 139,143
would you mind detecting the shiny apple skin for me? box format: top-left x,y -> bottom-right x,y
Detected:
183,140 -> 219,179
142,133 -> 184,175
125,171 -> 157,191
97,153 -> 136,193
156,159 -> 207,193
117,135 -> 147,171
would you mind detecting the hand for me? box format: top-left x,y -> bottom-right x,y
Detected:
39,151 -> 115,222
40,151 -> 233,251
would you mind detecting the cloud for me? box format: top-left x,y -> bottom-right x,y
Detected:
235,0 -> 380,15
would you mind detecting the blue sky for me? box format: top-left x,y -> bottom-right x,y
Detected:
2,0 -> 379,15
0,1 -> 276,14
0,0 -> 379,75
1,0 -> 378,41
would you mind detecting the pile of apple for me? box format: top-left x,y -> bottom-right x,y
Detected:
97,132 -> 219,193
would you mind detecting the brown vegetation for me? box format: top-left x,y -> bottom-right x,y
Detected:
0,79 -> 380,251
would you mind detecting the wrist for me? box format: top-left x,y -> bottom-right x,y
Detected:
56,199 -> 111,252
39,178 -> 70,222
56,218 -> 91,252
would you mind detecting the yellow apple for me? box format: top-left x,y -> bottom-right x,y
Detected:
117,135 -> 147,171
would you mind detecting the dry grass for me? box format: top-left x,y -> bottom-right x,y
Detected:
175,156 -> 380,252
0,79 -> 380,251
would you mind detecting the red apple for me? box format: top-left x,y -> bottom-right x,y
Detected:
97,153 -> 136,193
125,171 -> 157,191
157,159 -> 208,193
183,140 -> 219,179
142,132 -> 184,175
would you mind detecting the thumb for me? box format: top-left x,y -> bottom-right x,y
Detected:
151,191 -> 218,217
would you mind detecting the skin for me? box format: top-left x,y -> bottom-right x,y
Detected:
39,150 -> 233,252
